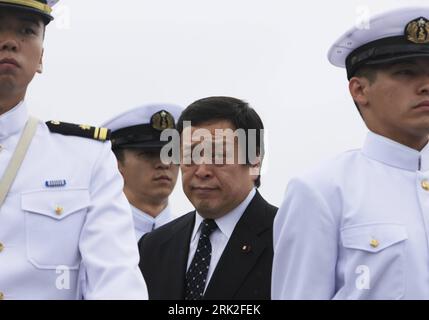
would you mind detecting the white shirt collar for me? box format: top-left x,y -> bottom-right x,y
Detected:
0,101 -> 28,140
154,205 -> 173,229
131,204 -> 172,233
362,131 -> 429,172
191,188 -> 257,242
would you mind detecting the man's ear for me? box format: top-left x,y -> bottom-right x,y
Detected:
349,76 -> 371,110
117,159 -> 125,176
37,48 -> 44,74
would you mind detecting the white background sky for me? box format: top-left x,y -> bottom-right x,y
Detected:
27,0 -> 428,215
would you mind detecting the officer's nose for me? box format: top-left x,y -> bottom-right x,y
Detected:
418,76 -> 429,95
0,36 -> 18,52
194,164 -> 213,179
155,159 -> 171,170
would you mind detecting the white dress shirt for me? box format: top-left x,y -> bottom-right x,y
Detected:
272,131 -> 429,299
0,102 -> 148,300
187,188 -> 256,293
131,204 -> 175,241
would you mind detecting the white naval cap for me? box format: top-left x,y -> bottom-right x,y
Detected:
0,0 -> 60,24
328,6 -> 429,79
102,103 -> 183,150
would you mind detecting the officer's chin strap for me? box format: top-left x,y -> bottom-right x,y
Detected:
0,116 -> 39,207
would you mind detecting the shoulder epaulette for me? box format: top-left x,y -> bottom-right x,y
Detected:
46,120 -> 111,142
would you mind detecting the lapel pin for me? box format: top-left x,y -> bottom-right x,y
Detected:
241,244 -> 252,253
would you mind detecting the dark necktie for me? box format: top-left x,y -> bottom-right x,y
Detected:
185,219 -> 218,300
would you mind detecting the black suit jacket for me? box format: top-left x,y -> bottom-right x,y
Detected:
138,191 -> 277,300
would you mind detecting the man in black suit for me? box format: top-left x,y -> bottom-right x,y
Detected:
139,96 -> 277,300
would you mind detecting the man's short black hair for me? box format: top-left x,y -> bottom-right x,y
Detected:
112,148 -> 125,163
177,96 -> 264,188
352,64 -> 382,115
354,65 -> 379,84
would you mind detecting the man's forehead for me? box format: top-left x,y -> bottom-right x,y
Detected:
185,134 -> 239,148
181,120 -> 242,146
186,127 -> 238,139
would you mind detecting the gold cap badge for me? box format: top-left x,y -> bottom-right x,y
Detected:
150,110 -> 175,131
405,17 -> 429,44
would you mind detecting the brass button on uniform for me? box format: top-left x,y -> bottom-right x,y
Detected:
370,239 -> 379,248
55,206 -> 64,216
422,180 -> 429,191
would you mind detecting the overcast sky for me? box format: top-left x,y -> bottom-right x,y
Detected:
27,0 -> 429,215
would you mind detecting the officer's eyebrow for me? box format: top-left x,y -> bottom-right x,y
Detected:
17,16 -> 43,28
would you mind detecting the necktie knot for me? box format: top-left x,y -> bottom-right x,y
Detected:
201,219 -> 217,237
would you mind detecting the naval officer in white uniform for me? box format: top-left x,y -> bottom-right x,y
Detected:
0,0 -> 148,299
272,7 -> 429,300
102,104 -> 183,241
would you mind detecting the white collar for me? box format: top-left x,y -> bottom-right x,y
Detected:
362,131 -> 429,172
0,101 -> 28,140
131,204 -> 172,231
191,188 -> 257,242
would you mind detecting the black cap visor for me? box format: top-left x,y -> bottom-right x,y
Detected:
346,36 -> 429,79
